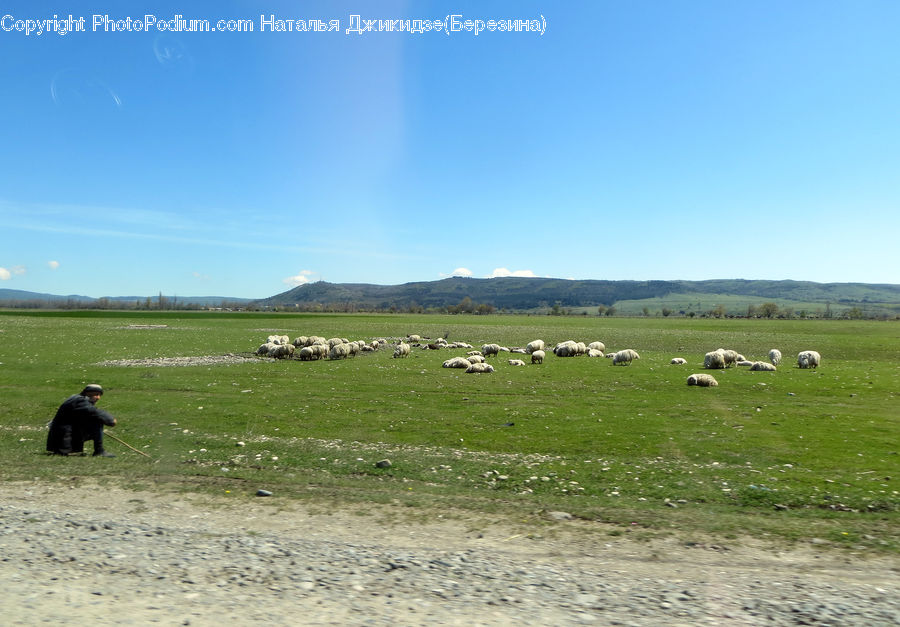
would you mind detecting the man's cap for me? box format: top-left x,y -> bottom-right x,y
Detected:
81,384 -> 104,396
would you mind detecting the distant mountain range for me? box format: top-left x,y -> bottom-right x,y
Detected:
3,278 -> 899,316
0,289 -> 252,307
257,277 -> 900,315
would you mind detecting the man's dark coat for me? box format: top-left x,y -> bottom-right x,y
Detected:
46,394 -> 116,455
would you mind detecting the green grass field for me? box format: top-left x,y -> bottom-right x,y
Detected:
1,311 -> 897,552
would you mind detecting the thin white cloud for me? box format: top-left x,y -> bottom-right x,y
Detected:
48,260 -> 60,270
192,271 -> 210,281
442,267 -> 473,278
0,267 -> 10,280
12,265 -> 26,276
490,268 -> 537,278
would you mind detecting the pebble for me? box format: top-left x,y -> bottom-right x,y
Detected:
0,498 -> 897,626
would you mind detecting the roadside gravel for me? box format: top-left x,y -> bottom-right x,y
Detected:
1,482 -> 897,626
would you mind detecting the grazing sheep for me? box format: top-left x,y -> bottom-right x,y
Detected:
525,340 -> 545,354
442,356 -> 471,369
612,349 -> 640,365
587,348 -> 604,358
508,359 -> 526,366
588,341 -> 606,352
553,340 -> 579,357
481,343 -> 501,357
768,349 -> 782,366
797,350 -> 821,369
531,350 -> 545,364
297,346 -> 318,361
466,362 -> 495,374
687,373 -> 719,387
292,336 -> 309,347
392,342 -> 411,358
720,349 -> 740,367
704,349 -> 727,369
256,342 -> 275,355
328,343 -> 352,360
750,361 -> 777,371
670,357 -> 687,365
267,343 -> 294,359
267,334 -> 290,346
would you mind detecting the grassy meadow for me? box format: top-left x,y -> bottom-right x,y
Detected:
0,311 -> 897,552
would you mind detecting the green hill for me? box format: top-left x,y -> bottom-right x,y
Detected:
257,278 -> 900,317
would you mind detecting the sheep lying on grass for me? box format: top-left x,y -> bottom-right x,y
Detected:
442,356 -> 471,369
750,361 -> 777,371
587,348 -> 604,358
588,341 -> 606,352
466,362 -> 495,374
670,357 -> 687,365
798,350 -> 821,369
508,359 -> 526,366
687,373 -> 718,387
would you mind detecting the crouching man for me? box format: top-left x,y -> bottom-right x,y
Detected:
46,384 -> 117,457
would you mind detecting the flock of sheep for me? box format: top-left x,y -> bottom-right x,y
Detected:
253,333 -> 820,387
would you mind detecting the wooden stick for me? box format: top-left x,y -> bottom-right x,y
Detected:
104,432 -> 152,458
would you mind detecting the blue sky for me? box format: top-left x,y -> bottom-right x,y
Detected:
1,1 -> 898,299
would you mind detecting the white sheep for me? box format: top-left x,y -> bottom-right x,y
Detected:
481,343 -> 501,357
704,349 -> 726,369
553,340 -> 579,357
392,342 -> 411,358
525,340 -> 545,354
407,334 -> 422,343
442,356 -> 471,369
587,348 -> 604,358
687,373 -> 719,387
670,357 -> 687,365
588,341 -> 606,352
768,349 -> 782,366
750,361 -> 777,371
465,362 -> 495,374
612,349 -> 640,365
737,360 -> 755,367
328,343 -> 351,360
720,349 -> 740,367
256,342 -> 276,355
267,334 -> 290,346
267,343 -> 294,359
508,359 -> 526,366
467,354 -> 485,364
797,350 -> 821,369
531,350 -> 545,364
